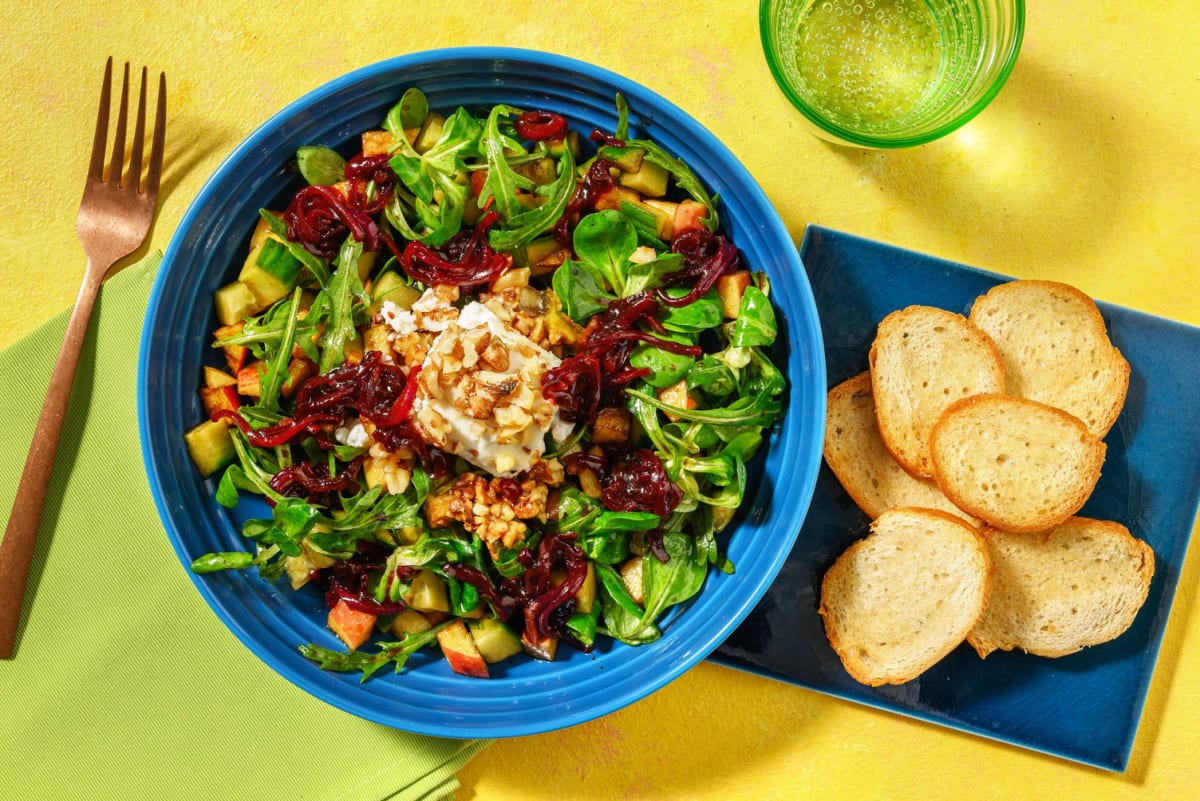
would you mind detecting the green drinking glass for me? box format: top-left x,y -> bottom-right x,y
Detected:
761,0 -> 1025,148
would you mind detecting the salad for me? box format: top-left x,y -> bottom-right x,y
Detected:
182,88 -> 786,679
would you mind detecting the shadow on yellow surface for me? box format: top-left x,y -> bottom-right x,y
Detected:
827,56 -> 1138,279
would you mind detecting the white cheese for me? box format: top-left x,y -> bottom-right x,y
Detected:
333,418 -> 370,448
412,301 -> 572,477
379,300 -> 417,336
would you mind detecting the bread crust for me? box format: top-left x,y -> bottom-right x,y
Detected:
967,517 -> 1155,658
824,372 -> 979,524
869,306 -> 1005,479
928,394 -> 1105,533
968,279 -> 1130,438
819,507 -> 992,686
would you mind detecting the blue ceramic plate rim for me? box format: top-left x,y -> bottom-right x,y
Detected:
711,224 -> 1200,771
136,47 -> 826,738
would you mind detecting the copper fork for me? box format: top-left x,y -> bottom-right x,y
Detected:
0,58 -> 166,658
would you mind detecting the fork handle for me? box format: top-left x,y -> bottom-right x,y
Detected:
0,262 -> 107,658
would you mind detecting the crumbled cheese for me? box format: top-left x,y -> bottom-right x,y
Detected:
379,300 -> 417,336
411,286 -> 459,332
412,301 -> 573,477
334,418 -> 370,448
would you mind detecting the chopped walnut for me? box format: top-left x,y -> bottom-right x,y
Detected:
424,471 -> 553,550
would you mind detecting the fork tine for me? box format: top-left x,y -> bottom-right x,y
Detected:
109,62 -> 130,186
128,66 -> 148,191
86,57 -> 114,184
145,71 -> 167,198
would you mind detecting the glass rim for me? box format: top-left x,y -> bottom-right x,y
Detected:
759,0 -> 1026,148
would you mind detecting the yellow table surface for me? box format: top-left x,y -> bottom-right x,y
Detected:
3,1 -> 1198,798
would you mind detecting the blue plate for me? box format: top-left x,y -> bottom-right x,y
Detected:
136,49 -> 826,738
711,225 -> 1200,771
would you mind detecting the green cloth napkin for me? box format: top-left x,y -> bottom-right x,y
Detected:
0,254 -> 489,800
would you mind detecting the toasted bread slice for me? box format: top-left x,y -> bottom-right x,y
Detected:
819,507 -> 992,686
869,306 -> 1005,478
929,394 -> 1105,533
969,280 -> 1129,438
824,373 -> 980,524
968,517 -> 1154,658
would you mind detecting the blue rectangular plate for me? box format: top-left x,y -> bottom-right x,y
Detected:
710,225 -> 1200,771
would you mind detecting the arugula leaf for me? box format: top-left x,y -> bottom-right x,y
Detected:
614,93 -> 630,141
298,621 -> 451,681
385,105 -> 481,247
257,287 -> 303,412
626,385 -> 783,429
488,142 -> 576,251
214,282 -> 323,363
480,104 -> 537,221
318,238 -> 367,373
626,136 -> 719,232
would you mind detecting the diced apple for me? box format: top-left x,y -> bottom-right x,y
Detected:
203,365 -> 237,389
214,322 -> 248,373
521,608 -> 559,662
413,112 -> 445,155
198,385 -> 240,419
363,324 -> 394,361
618,158 -> 669,197
213,280 -> 260,326
591,406 -> 631,445
362,129 -> 396,157
247,215 -> 273,251
284,552 -> 316,590
368,271 -> 421,316
390,609 -> 433,636
281,357 -> 314,398
355,248 -> 376,282
672,199 -> 710,238
575,562 -> 597,615
469,168 -> 488,198
183,419 -> 234,478
405,568 -> 450,613
657,378 -> 697,422
489,267 -> 530,294
642,198 -> 679,238
621,556 -> 645,605
712,505 -> 736,533
468,618 -> 523,664
424,488 -> 457,529
593,185 -> 640,212
236,363 -> 263,397
578,468 -> 602,499
301,538 -> 339,569
716,270 -> 753,319
363,456 -> 387,490
327,599 -> 377,651
437,620 -> 489,678
223,345 -> 248,374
